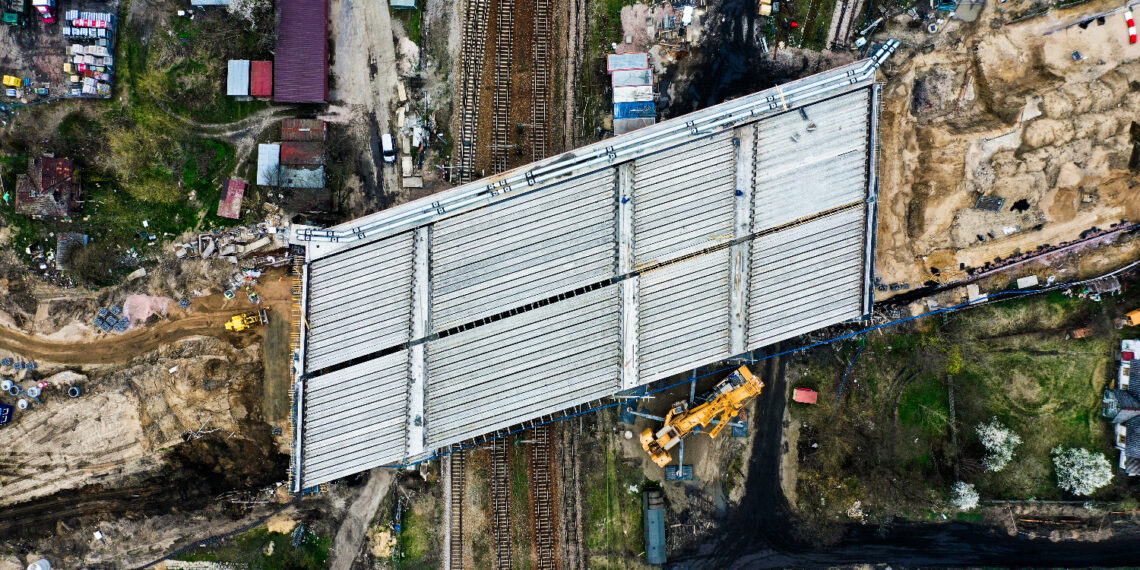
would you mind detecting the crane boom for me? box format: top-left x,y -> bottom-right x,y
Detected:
640,365 -> 764,467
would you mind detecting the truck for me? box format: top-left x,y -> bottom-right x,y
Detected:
224,309 -> 269,332
640,365 -> 764,467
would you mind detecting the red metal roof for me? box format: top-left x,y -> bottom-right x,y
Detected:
793,387 -> 819,404
274,0 -> 329,103
250,60 -> 273,98
217,179 -> 246,219
280,142 -> 325,165
281,119 -> 328,141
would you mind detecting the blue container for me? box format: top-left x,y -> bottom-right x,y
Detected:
109,305 -> 122,316
1,358 -> 12,366
25,362 -> 35,370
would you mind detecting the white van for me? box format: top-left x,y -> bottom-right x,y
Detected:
381,133 -> 397,164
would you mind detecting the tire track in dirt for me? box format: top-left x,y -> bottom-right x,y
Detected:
0,310 -> 251,365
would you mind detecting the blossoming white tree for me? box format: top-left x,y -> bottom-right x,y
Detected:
1052,447 -> 1112,496
976,418 -> 1022,472
950,481 -> 979,511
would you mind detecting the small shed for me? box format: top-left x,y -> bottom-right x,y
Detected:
1016,275 -> 1040,289
256,144 -> 281,186
793,387 -> 819,404
250,60 -> 273,99
607,52 -> 649,72
227,60 -> 250,96
217,179 -> 246,219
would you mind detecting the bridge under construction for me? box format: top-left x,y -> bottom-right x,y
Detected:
287,41 -> 898,492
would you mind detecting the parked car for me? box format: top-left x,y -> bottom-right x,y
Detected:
381,133 -> 397,164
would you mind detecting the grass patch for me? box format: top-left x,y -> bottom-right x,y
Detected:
582,411 -> 645,567
792,288 -> 1139,524
394,8 -> 424,46
510,441 -> 534,570
174,527 -> 330,568
398,499 -> 434,563
577,0 -> 632,139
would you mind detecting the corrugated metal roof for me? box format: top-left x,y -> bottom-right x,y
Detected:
424,286 -> 622,448
306,232 -> 415,371
227,60 -> 249,96
301,350 -> 410,483
290,55 -> 893,489
614,117 -> 656,135
390,0 -> 416,7
217,179 -> 246,219
274,0 -> 329,103
256,144 -> 280,186
281,119 -> 328,141
281,142 -> 326,165
607,52 -> 649,71
614,85 -> 653,103
250,60 -> 272,98
612,68 -> 652,87
614,101 -> 655,119
281,165 -> 325,189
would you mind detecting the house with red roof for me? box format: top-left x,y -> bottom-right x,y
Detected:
14,157 -> 80,218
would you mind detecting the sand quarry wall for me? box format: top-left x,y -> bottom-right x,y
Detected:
876,0 -> 1140,290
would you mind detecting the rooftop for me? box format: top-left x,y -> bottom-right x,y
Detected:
289,46 -> 897,490
274,0 -> 329,103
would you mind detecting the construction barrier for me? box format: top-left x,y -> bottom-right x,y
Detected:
1128,10 -> 1137,44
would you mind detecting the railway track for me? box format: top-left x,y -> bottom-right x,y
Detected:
492,0 -> 515,173
449,449 -> 467,569
531,0 -> 551,162
531,424 -> 556,570
456,0 -> 491,182
491,437 -> 513,569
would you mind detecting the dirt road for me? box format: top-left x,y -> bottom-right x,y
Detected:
328,0 -> 401,212
0,311 -> 241,364
0,270 -> 294,365
330,469 -> 395,569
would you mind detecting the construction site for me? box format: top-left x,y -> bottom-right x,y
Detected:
1,0 -> 1140,564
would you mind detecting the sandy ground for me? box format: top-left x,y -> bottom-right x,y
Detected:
327,0 -> 401,215
329,469 -> 395,569
874,0 -> 1140,293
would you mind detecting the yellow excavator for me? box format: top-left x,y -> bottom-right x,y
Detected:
225,309 -> 269,332
640,365 -> 764,468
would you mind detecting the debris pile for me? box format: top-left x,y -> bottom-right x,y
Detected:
174,204 -> 291,267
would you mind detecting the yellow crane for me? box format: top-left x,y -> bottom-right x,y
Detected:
225,309 -> 269,332
640,365 -> 764,468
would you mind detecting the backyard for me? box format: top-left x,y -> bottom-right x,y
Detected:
789,281 -> 1140,535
